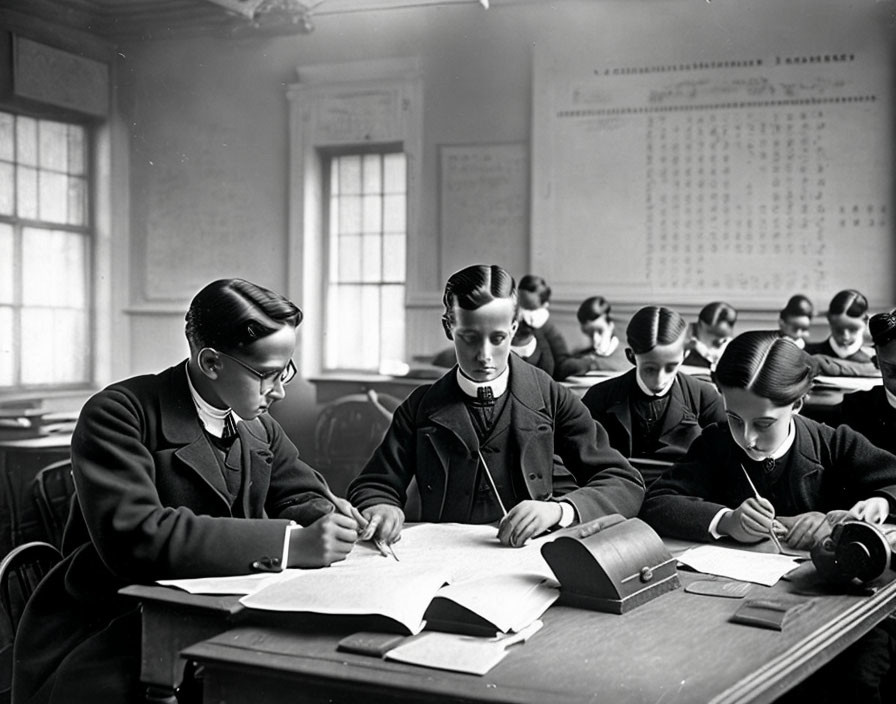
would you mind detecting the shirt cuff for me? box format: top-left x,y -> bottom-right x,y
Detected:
708,508 -> 731,539
557,501 -> 577,528
282,521 -> 299,569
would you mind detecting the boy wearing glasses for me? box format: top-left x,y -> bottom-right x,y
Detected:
14,279 -> 363,704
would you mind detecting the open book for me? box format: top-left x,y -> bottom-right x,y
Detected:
161,523 -> 559,635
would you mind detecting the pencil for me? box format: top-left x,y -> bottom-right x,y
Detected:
478,449 -> 508,517
739,463 -> 784,554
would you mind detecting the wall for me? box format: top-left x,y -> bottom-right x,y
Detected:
113,0 -> 895,452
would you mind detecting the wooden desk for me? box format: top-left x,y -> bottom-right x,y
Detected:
118,585 -> 245,704
149,565 -> 896,704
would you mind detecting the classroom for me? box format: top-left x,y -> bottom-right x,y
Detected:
1,0 -> 895,702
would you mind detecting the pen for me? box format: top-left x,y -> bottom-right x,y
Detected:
739,463 -> 784,554
376,538 -> 400,562
478,449 -> 508,517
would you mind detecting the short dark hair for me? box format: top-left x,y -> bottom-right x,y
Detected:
869,310 -> 896,348
827,289 -> 869,319
698,301 -> 738,327
626,306 -> 687,355
518,275 -> 552,305
576,296 -> 613,325
780,294 -> 814,320
715,330 -> 817,406
441,264 -> 517,329
184,278 -> 303,352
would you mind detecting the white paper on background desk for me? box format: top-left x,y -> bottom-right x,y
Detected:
814,375 -> 881,392
677,545 -> 802,586
157,572 -> 284,595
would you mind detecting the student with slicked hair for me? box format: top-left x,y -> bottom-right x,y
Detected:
682,301 -> 738,369
349,264 -> 644,549
581,306 -> 725,483
14,278 -> 363,704
806,288 -> 877,376
777,293 -> 815,349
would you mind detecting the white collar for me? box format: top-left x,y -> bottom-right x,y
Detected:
511,337 -> 538,359
765,419 -> 797,461
827,335 -> 864,359
455,364 -> 509,399
635,368 -> 675,398
886,387 -> 896,411
594,335 -> 620,358
185,361 -> 244,438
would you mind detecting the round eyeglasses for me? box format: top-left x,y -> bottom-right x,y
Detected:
213,350 -> 297,388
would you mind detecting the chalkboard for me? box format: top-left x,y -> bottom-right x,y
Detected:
532,41 -> 894,310
439,143 -> 528,279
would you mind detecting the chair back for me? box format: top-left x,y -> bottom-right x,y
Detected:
0,541 -> 61,636
314,393 -> 400,496
32,460 -> 75,549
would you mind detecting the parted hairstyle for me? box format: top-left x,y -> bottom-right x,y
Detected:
626,306 -> 688,355
715,330 -> 817,406
698,301 -> 738,328
779,294 -> 815,320
869,309 -> 896,348
576,296 -> 614,325
441,264 -> 518,336
185,278 -> 303,352
827,289 -> 869,320
518,274 -> 552,305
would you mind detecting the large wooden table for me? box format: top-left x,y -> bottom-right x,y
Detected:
123,553 -> 896,704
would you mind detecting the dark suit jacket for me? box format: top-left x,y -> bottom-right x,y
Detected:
640,415 -> 896,542
838,386 -> 896,456
805,338 -> 878,377
14,363 -> 336,704
348,355 -> 645,523
581,370 -> 726,460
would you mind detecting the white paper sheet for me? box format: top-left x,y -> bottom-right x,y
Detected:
677,544 -> 802,586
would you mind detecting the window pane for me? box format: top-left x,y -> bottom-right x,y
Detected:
383,194 -> 406,232
327,284 -> 362,369
383,233 -> 406,281
21,308 -> 88,385
337,156 -> 361,195
381,285 -> 405,364
68,125 -> 85,175
360,286 -> 380,370
39,171 -> 68,223
338,195 -> 361,234
68,176 -> 87,226
17,166 -> 37,219
337,234 -> 361,282
362,154 -> 381,193
362,194 -> 381,234
39,121 -> 68,171
361,234 -> 381,282
0,113 -> 13,161
0,306 -> 13,386
0,162 -> 13,215
22,228 -> 87,307
17,117 -> 37,167
0,224 -> 12,303
383,153 -> 406,193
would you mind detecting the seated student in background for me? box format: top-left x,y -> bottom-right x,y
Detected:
643,330 -> 896,704
560,295 -> 630,376
682,301 -> 737,369
510,317 -> 555,377
349,264 -> 644,548
581,306 -> 726,481
837,310 -> 896,454
805,288 -> 877,376
778,293 -> 814,349
14,279 -> 363,704
517,274 -> 574,380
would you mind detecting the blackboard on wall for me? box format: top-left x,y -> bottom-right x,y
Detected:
532,40 -> 894,311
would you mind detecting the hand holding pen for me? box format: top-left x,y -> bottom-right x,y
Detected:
358,504 -> 404,558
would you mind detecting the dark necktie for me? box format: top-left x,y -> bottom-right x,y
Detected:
477,387 -> 494,403
762,457 -> 775,473
222,413 -> 238,440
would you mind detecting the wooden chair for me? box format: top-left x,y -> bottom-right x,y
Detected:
0,541 -> 62,702
31,460 -> 75,549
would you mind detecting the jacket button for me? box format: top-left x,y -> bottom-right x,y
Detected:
528,473 -> 537,480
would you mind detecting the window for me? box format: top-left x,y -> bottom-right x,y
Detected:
323,150 -> 407,372
0,110 -> 91,389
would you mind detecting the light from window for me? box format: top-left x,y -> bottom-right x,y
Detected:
324,152 -> 406,372
0,111 -> 90,389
